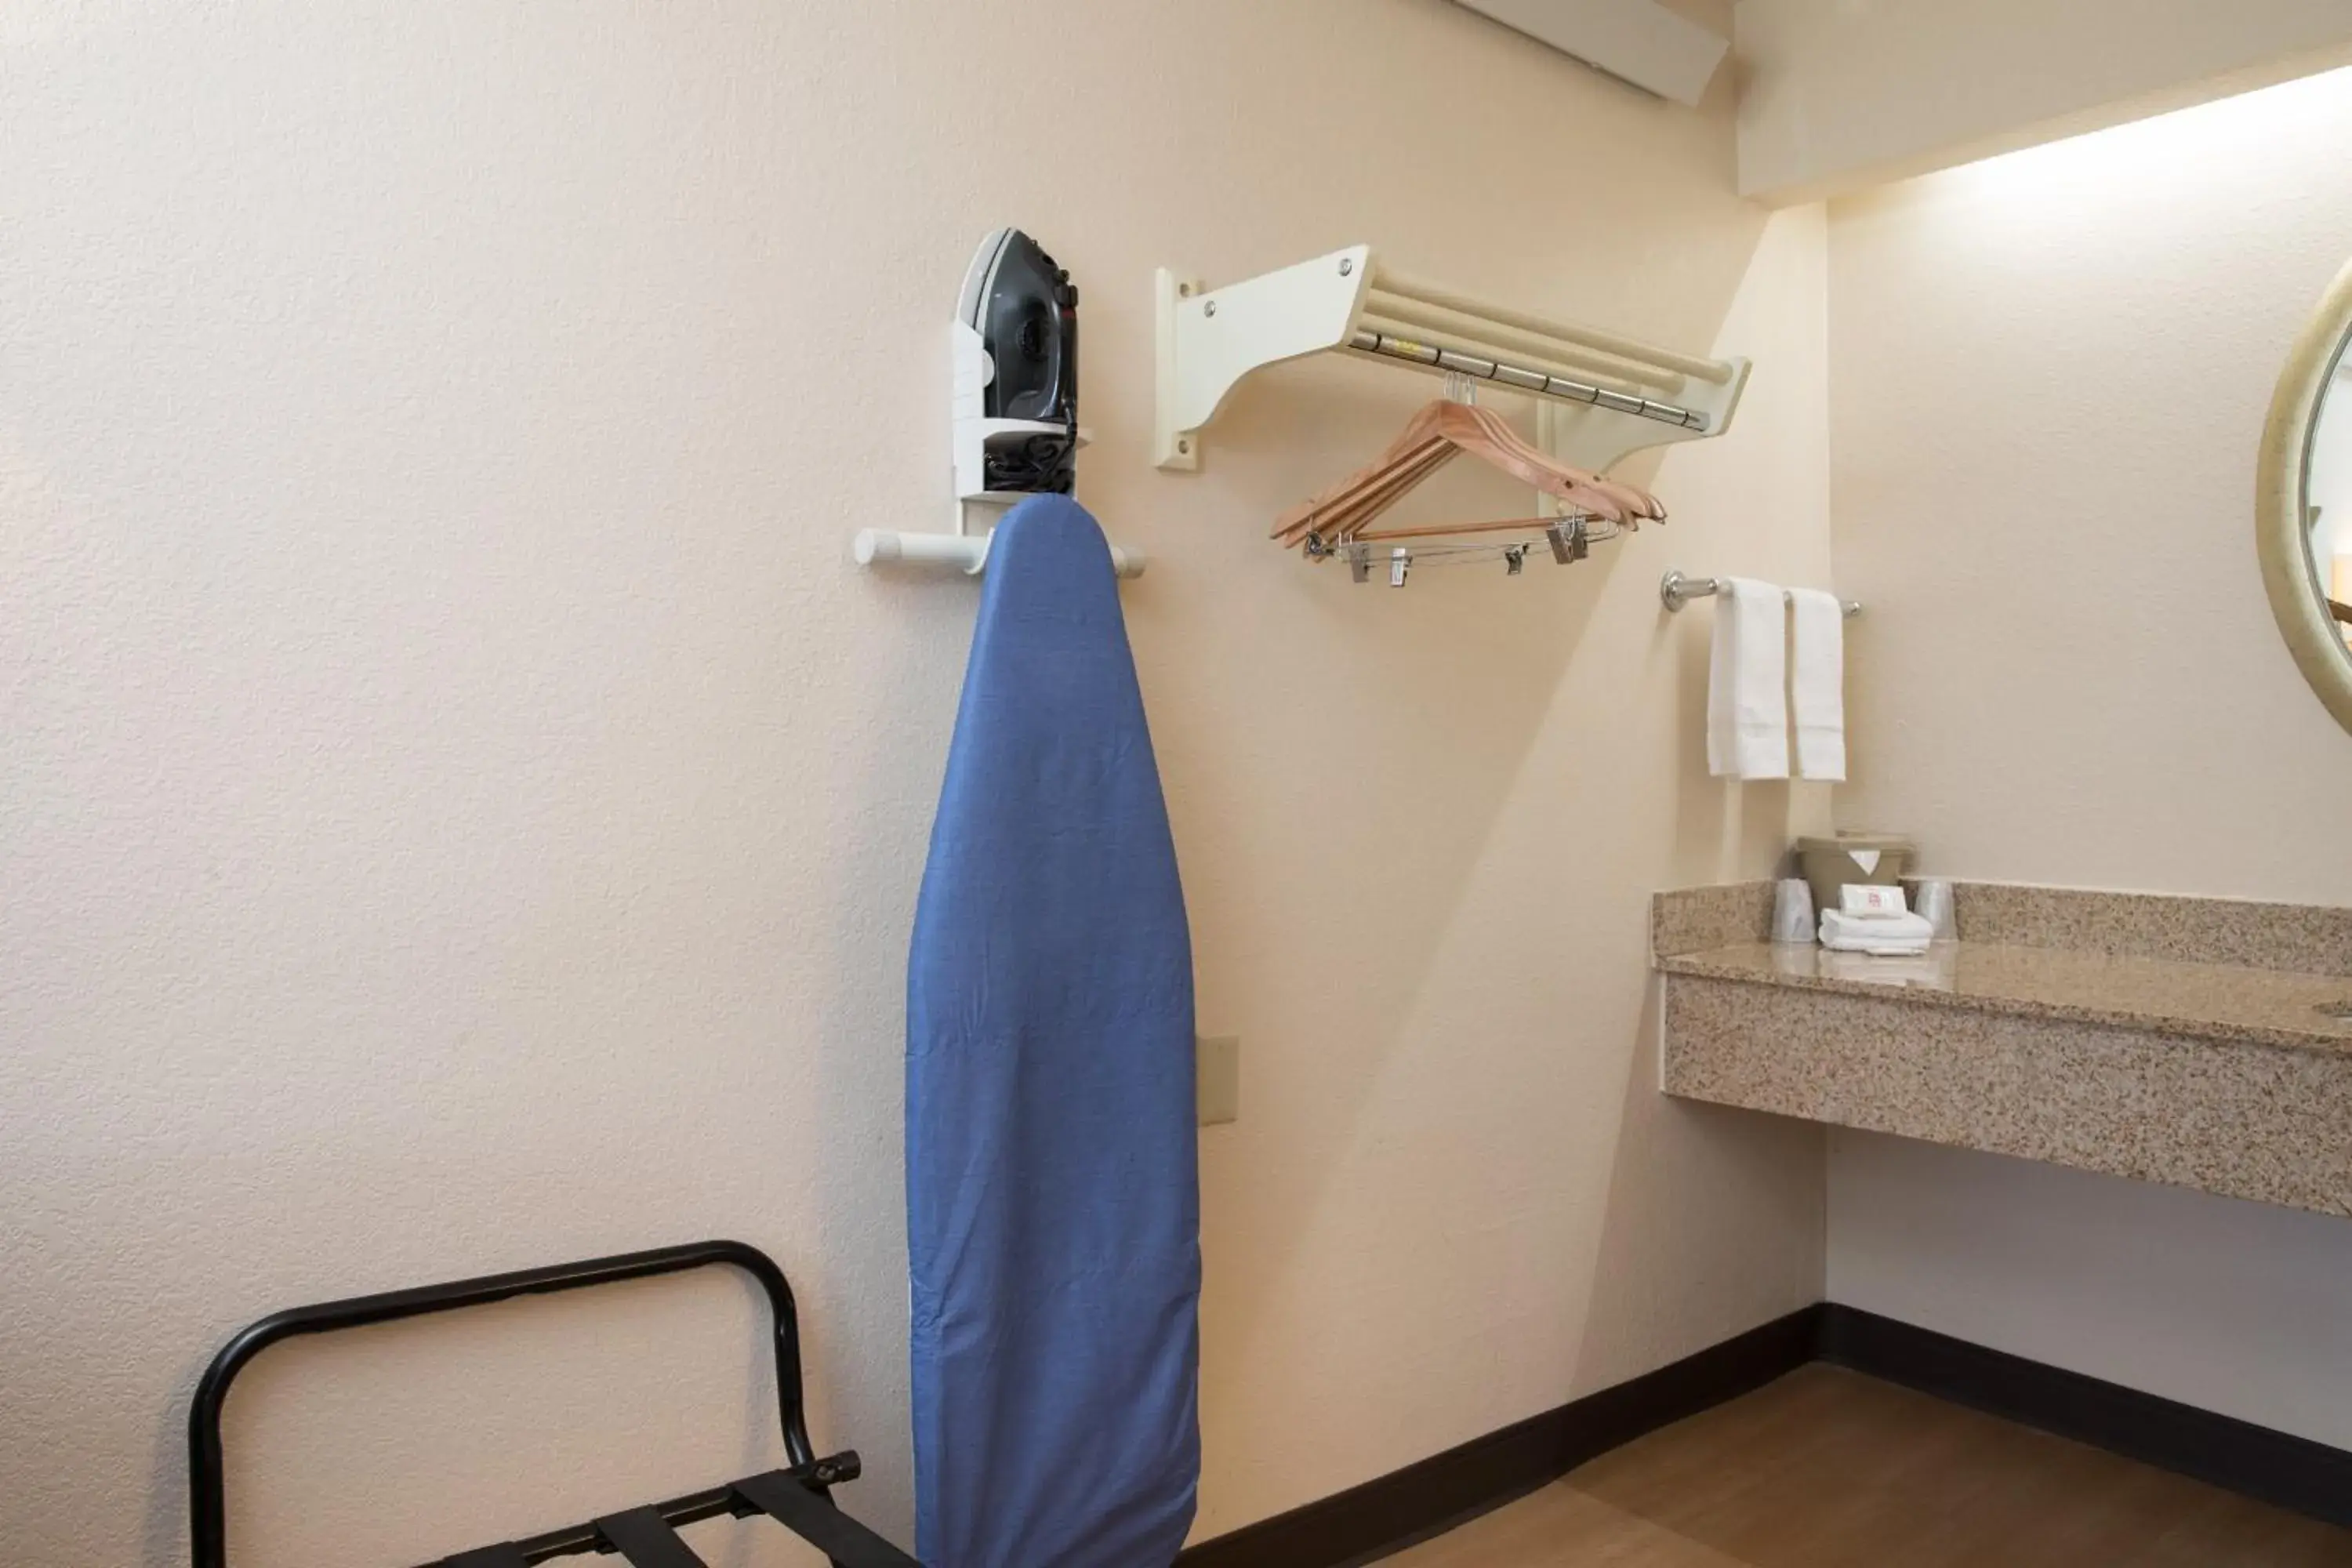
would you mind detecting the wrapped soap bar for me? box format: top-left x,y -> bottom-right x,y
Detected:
1840,883 -> 1909,919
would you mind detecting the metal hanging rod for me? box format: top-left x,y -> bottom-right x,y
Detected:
1348,329 -> 1706,430
1661,569 -> 1861,619
1370,265 -> 1735,387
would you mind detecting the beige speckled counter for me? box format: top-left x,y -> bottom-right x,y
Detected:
1653,883 -> 2352,1218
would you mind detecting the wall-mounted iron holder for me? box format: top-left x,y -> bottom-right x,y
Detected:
857,229 -> 1145,581
188,1240 -> 921,1568
1155,244 -> 1751,483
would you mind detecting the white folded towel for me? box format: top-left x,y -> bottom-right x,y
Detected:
1818,947 -> 1953,987
1707,577 -> 1789,780
1819,909 -> 1936,954
1788,587 -> 1846,782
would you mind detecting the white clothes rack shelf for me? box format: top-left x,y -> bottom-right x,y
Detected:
1154,245 -> 1751,476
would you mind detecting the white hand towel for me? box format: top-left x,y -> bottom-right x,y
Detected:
1819,947 -> 1953,987
1707,577 -> 1789,780
1788,587 -> 1846,782
1819,909 -> 1935,953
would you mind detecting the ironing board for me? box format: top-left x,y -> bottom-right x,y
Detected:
187,1240 -> 920,1568
906,495 -> 1202,1566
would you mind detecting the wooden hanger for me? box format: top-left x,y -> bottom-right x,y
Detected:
1427,402 -> 1657,528
1294,442 -> 1459,543
1272,401 -> 1461,544
1276,401 -> 1589,545
1273,399 -> 1661,551
1458,403 -> 1664,524
1350,514 -> 1588,544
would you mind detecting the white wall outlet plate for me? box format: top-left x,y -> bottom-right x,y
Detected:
1197,1036 -> 1240,1127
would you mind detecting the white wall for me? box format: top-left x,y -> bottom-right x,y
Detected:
1830,1132 -> 2352,1450
1824,66 -> 2352,1446
0,4 -> 1831,1565
1735,0 -> 2352,202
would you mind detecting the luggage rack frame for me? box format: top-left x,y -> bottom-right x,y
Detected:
188,1238 -> 920,1568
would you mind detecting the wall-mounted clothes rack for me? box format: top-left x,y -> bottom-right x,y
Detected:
1661,569 -> 1862,619
1155,245 -> 1751,476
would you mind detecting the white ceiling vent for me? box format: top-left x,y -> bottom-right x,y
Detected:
1451,0 -> 1730,107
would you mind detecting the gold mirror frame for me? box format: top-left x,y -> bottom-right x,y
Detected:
2257,254 -> 2352,735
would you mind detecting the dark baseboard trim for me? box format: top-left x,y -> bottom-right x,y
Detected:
1817,1303 -> 2352,1530
1178,1301 -> 2352,1567
1174,1305 -> 1823,1568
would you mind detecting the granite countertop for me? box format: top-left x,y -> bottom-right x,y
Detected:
1658,940 -> 2352,1058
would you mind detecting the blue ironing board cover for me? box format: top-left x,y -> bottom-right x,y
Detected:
906,495 -> 1201,1567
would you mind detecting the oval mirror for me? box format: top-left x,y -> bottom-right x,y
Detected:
2259,257 -> 2352,732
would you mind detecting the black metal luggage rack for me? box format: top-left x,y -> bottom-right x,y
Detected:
189,1239 -> 922,1568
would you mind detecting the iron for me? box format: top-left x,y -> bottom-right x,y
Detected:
958,227 -> 1079,495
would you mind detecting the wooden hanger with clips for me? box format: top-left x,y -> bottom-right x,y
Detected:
1272,393 -> 1664,557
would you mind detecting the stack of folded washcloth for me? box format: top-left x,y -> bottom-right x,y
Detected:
1818,884 -> 1936,956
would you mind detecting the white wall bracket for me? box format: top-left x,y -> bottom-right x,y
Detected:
1155,243 -> 1749,477
1155,247 -> 1374,470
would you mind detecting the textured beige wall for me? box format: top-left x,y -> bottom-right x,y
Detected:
0,3 -> 1828,1565
1824,67 -> 2352,1444
1830,1132 -> 2352,1450
1829,66 -> 2352,898
1735,0 -> 2352,202
1196,203 -> 1838,1535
